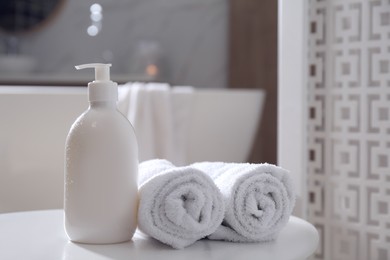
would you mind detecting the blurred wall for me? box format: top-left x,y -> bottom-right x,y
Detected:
0,0 -> 228,88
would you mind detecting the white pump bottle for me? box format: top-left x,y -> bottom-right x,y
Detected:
64,63 -> 138,244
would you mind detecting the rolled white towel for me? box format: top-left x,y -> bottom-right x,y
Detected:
138,159 -> 225,249
192,162 -> 295,242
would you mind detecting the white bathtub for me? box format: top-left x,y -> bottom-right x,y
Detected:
0,86 -> 264,213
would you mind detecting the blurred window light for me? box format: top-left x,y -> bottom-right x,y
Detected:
87,25 -> 99,36
91,13 -> 102,22
87,3 -> 102,36
90,3 -> 102,13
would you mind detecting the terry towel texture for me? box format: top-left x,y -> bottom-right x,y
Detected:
138,159 -> 225,249
192,162 -> 295,242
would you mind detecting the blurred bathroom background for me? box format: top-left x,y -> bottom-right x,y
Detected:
0,0 -> 228,87
0,0 -> 277,164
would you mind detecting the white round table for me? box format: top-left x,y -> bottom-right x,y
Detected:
0,210 -> 318,260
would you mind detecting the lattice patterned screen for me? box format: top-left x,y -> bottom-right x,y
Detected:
307,0 -> 390,259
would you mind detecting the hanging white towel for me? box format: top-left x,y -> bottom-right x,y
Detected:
192,162 -> 295,242
118,82 -> 173,162
137,159 -> 225,249
118,83 -> 193,165
170,86 -> 194,166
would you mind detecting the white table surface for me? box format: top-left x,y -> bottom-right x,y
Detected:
0,210 -> 319,260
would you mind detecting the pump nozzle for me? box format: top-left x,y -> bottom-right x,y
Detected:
75,63 -> 112,82
75,63 -> 117,102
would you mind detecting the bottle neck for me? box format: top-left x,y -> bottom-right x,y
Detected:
89,100 -> 117,109
88,81 -> 118,102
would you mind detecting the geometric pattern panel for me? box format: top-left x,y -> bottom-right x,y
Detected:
307,0 -> 390,259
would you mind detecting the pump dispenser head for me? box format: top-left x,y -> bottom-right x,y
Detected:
75,63 -> 111,82
75,63 -> 118,102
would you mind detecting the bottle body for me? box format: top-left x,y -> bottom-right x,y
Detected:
64,102 -> 138,244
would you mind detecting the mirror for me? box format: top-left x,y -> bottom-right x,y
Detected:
0,0 -> 65,34
0,0 -> 65,74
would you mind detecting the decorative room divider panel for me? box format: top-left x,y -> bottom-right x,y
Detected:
307,0 -> 390,259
